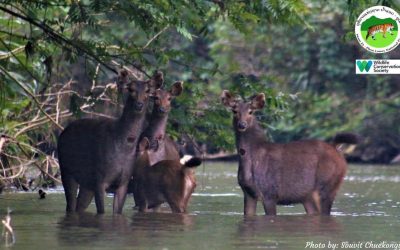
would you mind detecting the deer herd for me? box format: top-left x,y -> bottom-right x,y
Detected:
57,70 -> 358,216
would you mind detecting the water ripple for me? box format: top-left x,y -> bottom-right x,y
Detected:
192,193 -> 241,197
345,175 -> 400,182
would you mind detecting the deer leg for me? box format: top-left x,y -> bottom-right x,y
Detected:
168,202 -> 186,213
138,202 -> 149,213
165,192 -> 186,213
113,184 -> 128,214
132,181 -> 144,210
133,187 -> 140,209
320,174 -> 343,216
61,173 -> 78,213
243,194 -> 257,216
261,198 -> 277,216
320,186 -> 338,216
321,198 -> 334,215
94,182 -> 107,214
76,188 -> 94,212
303,191 -> 321,215
135,190 -> 148,212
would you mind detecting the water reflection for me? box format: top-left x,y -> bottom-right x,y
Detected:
57,212 -> 195,248
5,164 -> 400,250
59,212 -> 129,229
235,216 -> 342,249
131,212 -> 195,230
57,212 -> 131,246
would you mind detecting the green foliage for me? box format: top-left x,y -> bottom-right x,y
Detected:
208,0 -> 399,162
0,0 -> 314,186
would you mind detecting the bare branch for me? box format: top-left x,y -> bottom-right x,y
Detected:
0,136 -> 8,154
0,65 -> 64,131
0,5 -> 118,74
0,45 -> 25,60
142,25 -> 170,49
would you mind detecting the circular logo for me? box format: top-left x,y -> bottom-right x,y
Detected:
355,6 -> 400,53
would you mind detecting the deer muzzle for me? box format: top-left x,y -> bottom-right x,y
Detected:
135,102 -> 144,111
237,121 -> 248,131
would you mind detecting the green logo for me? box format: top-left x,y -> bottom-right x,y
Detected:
355,6 -> 400,53
356,60 -> 373,72
361,17 -> 398,48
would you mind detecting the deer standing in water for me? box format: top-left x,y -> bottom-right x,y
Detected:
57,70 -> 163,214
141,81 -> 183,165
133,137 -> 201,213
130,81 -> 183,206
221,90 -> 358,216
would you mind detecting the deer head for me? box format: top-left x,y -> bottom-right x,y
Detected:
118,70 -> 164,112
221,90 -> 265,132
152,81 -> 183,114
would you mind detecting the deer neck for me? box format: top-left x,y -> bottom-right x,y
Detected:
234,118 -> 267,153
143,110 -> 169,142
117,96 -> 148,143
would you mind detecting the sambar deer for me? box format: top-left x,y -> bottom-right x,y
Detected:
131,81 -> 183,207
57,70 -> 163,214
221,90 -> 358,216
141,81 -> 183,165
133,137 -> 201,213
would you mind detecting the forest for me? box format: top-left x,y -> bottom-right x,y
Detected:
0,0 -> 399,191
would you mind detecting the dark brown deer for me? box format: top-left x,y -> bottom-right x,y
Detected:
221,90 -> 358,216
133,137 -> 201,213
57,70 -> 164,214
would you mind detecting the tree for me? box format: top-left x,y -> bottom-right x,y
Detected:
0,0 -> 309,189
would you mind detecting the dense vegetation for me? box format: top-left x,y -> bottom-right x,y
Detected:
0,0 -> 399,191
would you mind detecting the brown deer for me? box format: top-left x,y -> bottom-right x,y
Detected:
57,70 -> 164,214
221,90 -> 358,216
133,137 -> 201,213
141,81 -> 183,165
130,81 -> 183,206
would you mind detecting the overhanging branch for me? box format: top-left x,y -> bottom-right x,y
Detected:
0,5 -> 119,74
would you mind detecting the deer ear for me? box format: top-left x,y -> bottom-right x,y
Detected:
117,69 -> 130,86
221,90 -> 236,108
170,81 -> 183,96
139,137 -> 150,152
149,71 -> 164,91
250,93 -> 265,110
119,69 -> 129,78
126,81 -> 136,93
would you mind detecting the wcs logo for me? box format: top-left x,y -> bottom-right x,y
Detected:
356,60 -> 373,72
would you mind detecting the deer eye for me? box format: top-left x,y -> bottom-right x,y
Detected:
249,110 -> 253,115
232,110 -> 238,114
168,97 -> 172,101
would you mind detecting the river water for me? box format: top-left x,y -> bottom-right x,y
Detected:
1,163 -> 400,250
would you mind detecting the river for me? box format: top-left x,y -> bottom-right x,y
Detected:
1,163 -> 400,249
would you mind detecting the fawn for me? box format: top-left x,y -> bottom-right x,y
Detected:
133,137 -> 201,213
